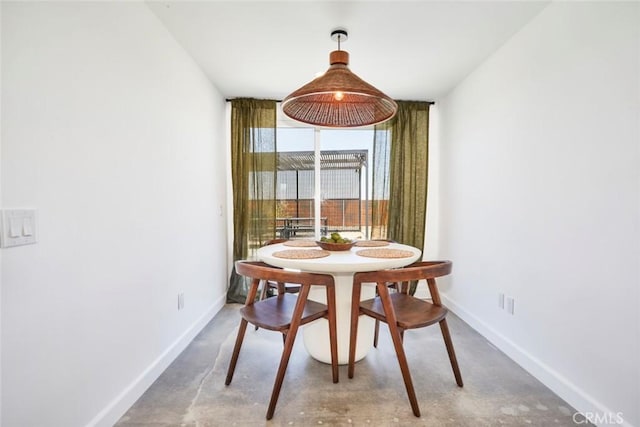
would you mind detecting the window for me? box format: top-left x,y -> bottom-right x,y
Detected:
276,127 -> 374,240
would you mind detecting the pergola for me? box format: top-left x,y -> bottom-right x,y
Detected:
276,150 -> 369,238
278,150 -> 368,171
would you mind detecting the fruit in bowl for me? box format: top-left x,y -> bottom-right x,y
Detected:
316,233 -> 355,251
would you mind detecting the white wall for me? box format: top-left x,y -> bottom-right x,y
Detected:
438,2 -> 639,426
1,3 -> 228,426
0,3 -> 3,422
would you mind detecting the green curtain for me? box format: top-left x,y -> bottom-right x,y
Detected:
227,98 -> 277,303
371,101 -> 431,291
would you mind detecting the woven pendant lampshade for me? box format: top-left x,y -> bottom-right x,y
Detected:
282,30 -> 397,128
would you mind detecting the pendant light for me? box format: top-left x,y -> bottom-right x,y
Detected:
282,29 -> 397,128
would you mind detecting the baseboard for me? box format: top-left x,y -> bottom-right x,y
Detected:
442,294 -> 635,427
86,294 -> 226,427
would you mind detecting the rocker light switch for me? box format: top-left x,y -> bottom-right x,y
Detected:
9,218 -> 21,237
1,209 -> 38,248
23,217 -> 34,236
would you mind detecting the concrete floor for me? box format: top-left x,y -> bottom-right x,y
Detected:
117,304 -> 587,426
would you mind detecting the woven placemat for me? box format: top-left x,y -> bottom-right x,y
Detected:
273,249 -> 331,259
283,240 -> 318,247
356,248 -> 414,259
355,240 -> 390,247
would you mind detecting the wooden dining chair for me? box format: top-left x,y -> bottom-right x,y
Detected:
225,261 -> 339,420
348,261 -> 463,417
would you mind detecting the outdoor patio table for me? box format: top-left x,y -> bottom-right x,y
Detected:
256,241 -> 421,364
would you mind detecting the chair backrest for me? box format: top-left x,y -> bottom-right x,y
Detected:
354,261 -> 452,301
236,261 -> 334,299
355,261 -> 451,284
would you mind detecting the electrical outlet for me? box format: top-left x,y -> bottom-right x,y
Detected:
498,293 -> 505,309
178,292 -> 185,310
505,296 -> 515,315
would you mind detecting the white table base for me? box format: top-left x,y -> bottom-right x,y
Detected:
303,273 -> 376,365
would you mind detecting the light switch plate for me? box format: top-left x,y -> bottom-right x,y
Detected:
1,209 -> 38,248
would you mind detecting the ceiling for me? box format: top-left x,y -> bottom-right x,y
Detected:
146,1 -> 549,102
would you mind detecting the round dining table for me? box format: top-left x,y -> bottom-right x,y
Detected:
256,241 -> 422,365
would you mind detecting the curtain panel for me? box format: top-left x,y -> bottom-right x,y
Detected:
227,98 -> 277,303
372,101 -> 431,294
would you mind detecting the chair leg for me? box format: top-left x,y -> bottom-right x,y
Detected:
266,332 -> 297,420
439,319 -> 463,387
265,286 -> 310,420
373,319 -> 380,348
390,326 -> 420,416
348,281 -> 363,379
377,283 -> 421,417
374,319 -> 402,346
225,319 -> 249,385
374,281 -> 400,347
259,280 -> 269,300
326,285 -> 339,383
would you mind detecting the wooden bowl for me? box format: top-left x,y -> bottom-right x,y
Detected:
316,241 -> 355,251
